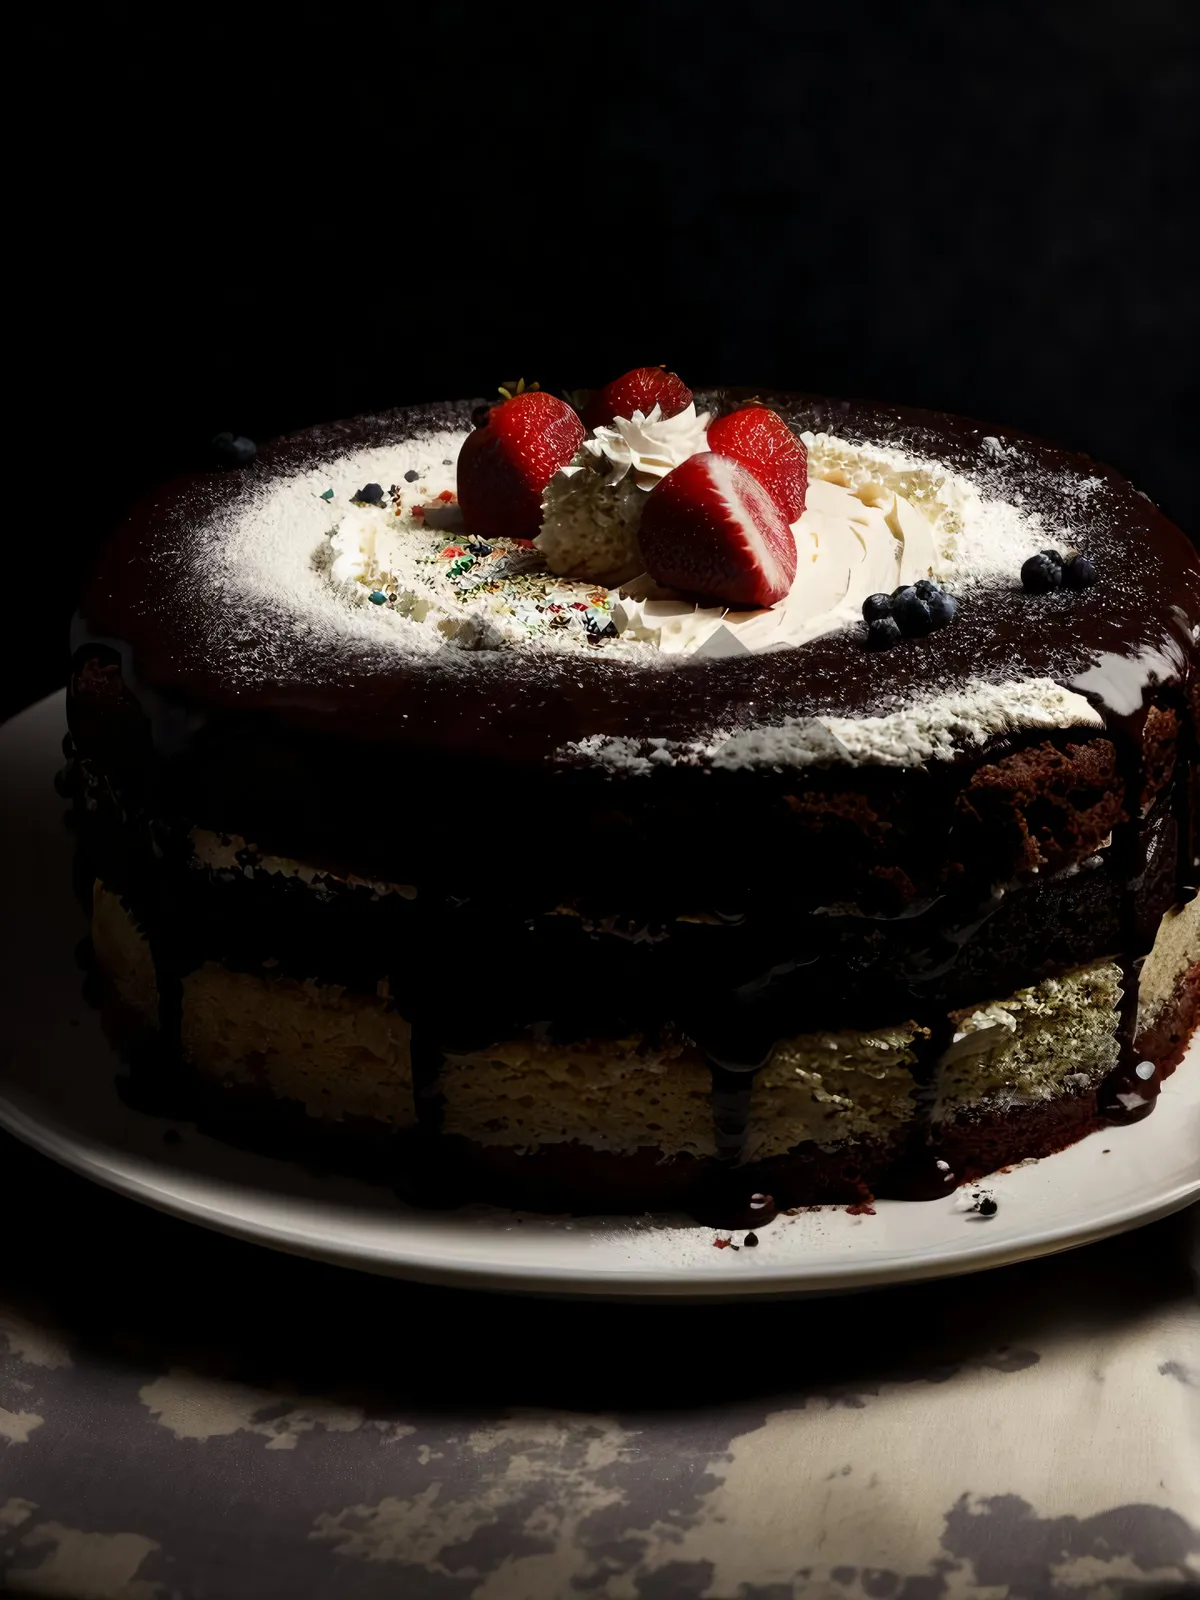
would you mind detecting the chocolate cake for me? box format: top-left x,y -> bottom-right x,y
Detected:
64,377 -> 1200,1221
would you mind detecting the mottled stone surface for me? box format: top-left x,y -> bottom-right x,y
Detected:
0,1134 -> 1196,1599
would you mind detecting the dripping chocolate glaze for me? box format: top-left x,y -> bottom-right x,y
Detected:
69,392 -> 1200,1214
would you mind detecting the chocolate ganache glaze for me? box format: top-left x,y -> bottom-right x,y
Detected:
67,391 -> 1199,1213
71,394 -> 1198,764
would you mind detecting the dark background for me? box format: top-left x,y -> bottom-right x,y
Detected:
12,0 -> 1196,721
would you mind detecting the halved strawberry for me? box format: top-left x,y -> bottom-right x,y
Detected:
637,452 -> 797,609
457,391 -> 585,539
706,406 -> 807,523
582,367 -> 693,431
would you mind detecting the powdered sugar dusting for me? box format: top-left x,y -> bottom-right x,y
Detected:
801,430 -> 1059,589
201,431 -> 467,680
199,422 -> 1060,685
137,398 -> 1190,775
563,678 -> 1104,773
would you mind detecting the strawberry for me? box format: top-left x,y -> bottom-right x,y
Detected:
706,406 -> 807,523
637,452 -> 797,609
582,367 -> 693,431
457,391 -> 585,539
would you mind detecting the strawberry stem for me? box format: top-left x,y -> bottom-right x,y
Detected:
497,378 -> 540,400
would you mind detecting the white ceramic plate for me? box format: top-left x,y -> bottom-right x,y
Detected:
2,693 -> 1197,1298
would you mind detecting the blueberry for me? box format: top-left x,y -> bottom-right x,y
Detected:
926,589 -> 959,630
211,431 -> 256,466
862,593 -> 892,622
1064,553 -> 1098,590
1021,551 -> 1064,593
866,615 -> 902,650
890,585 -> 934,637
913,578 -> 941,600
352,482 -> 385,504
403,468 -> 421,482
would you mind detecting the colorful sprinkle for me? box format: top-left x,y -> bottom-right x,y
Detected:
319,488 -> 335,501
368,592 -> 386,605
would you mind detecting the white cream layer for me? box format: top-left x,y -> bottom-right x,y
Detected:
566,678 -> 1104,773
612,477 -> 940,657
188,829 -> 418,901
321,428 -> 1000,660
199,417 -> 1115,769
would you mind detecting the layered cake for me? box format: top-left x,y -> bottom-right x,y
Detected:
65,370 -> 1199,1220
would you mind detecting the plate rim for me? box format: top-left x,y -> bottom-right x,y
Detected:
1,1084 -> 1197,1298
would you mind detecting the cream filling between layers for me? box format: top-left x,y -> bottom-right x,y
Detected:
187,829 -> 418,901
439,1023 -> 926,1161
92,881 -> 159,1028
439,1035 -> 717,1160
1136,896 -> 1199,1032
90,888 -> 1196,1160
743,1023 -> 926,1162
180,964 -> 415,1128
934,961 -> 1122,1120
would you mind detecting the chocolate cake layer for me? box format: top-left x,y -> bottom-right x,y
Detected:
75,771 -> 1178,1033
66,653 -> 1187,913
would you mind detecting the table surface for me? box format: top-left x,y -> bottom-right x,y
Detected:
0,1133 -> 1197,1600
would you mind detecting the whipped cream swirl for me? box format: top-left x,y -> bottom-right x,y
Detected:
536,402 -> 712,585
580,401 -> 711,488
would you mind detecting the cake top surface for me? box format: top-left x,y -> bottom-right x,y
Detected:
77,391 -> 1198,773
